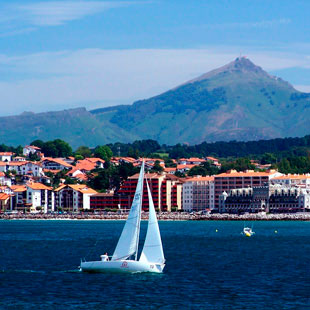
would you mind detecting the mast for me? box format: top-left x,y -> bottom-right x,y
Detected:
134,159 -> 144,260
111,160 -> 144,261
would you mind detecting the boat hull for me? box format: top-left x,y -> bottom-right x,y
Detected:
80,260 -> 165,273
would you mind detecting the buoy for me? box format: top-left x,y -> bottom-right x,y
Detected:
215,229 -> 218,232
275,230 -> 278,234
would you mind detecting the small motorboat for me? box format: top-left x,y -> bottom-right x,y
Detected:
242,226 -> 255,237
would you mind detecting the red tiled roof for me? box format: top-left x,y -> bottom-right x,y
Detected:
0,193 -> 10,200
25,145 -> 41,150
177,164 -> 196,169
43,169 -> 61,174
10,185 -> 27,192
75,159 -> 96,171
41,157 -> 72,168
206,156 -> 219,161
0,152 -> 14,156
85,158 -> 105,164
186,176 -> 215,182
27,182 -> 52,190
216,170 -> 278,177
272,174 -> 310,180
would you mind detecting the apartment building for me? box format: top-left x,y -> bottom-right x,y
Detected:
90,173 -> 183,212
54,184 -> 97,212
214,170 -> 282,211
220,184 -> 310,214
183,176 -> 214,212
26,182 -> 54,213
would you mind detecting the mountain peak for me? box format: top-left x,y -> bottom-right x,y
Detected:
186,57 -> 265,84
229,57 -> 262,72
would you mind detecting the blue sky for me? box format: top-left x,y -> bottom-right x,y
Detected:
0,0 -> 309,115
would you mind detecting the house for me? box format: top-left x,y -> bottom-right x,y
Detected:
164,167 -> 177,175
20,162 -> 43,177
26,182 -> 54,213
54,184 -> 97,212
84,158 -> 105,169
23,145 -> 41,157
75,159 -> 96,172
0,152 -> 14,162
110,157 -> 137,166
271,174 -> 310,188
66,168 -> 89,182
0,193 -> 11,212
41,158 -> 73,171
0,172 -> 12,186
176,164 -> 196,173
6,161 -> 43,177
13,156 -> 26,162
10,185 -> 27,211
178,157 -> 206,165
206,156 -> 221,168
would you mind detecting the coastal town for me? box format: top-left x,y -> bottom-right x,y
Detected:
0,144 -> 310,218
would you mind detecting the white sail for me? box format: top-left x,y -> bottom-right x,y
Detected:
139,180 -> 165,264
112,161 -> 144,261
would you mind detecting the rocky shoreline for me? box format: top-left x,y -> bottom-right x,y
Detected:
1,212 -> 310,221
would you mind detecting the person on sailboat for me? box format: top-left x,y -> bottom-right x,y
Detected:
100,253 -> 109,261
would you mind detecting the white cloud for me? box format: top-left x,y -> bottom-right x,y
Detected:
0,48 -> 309,116
179,18 -> 291,32
13,1 -> 131,26
228,18 -> 291,29
0,1 -> 138,36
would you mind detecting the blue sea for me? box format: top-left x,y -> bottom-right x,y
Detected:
0,220 -> 310,309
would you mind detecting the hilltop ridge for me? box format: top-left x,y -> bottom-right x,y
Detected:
0,57 -> 310,147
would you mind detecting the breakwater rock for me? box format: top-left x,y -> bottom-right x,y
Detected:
1,212 -> 310,221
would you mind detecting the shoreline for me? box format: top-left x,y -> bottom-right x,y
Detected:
1,212 -> 310,221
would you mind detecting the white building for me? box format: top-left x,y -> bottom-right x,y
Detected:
0,152 -> 14,162
0,172 -> 12,186
271,174 -> 310,189
26,183 -> 54,213
54,184 -> 97,212
183,176 -> 215,212
5,161 -> 43,177
23,145 -> 41,157
41,158 -> 72,171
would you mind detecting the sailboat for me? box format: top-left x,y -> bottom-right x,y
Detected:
80,161 -> 165,273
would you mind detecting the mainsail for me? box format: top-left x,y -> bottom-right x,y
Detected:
139,180 -> 165,264
112,161 -> 144,261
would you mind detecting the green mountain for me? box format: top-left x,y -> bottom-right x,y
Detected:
0,108 -> 138,148
106,57 -> 310,144
1,57 -> 310,148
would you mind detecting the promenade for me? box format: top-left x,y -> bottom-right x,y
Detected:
1,212 -> 310,221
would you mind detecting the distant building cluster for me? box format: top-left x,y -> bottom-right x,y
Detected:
1,146 -> 310,214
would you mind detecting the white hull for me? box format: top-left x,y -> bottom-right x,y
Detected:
80,260 -> 165,274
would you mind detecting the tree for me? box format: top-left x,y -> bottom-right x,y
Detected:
74,154 -> 84,161
164,157 -> 176,168
30,139 -> 44,149
261,153 -> 277,164
94,145 -> 113,161
175,171 -> 185,178
151,160 -> 164,173
188,166 -> 208,176
53,139 -> 72,157
28,152 -> 41,161
75,146 -> 92,158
